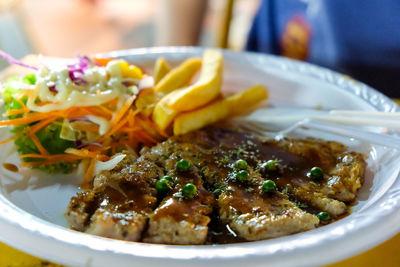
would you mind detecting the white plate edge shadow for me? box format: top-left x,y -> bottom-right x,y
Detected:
0,47 -> 399,267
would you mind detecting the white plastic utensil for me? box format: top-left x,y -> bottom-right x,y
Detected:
246,108 -> 400,129
236,118 -> 400,149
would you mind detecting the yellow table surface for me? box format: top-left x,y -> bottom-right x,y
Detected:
1,232 -> 400,266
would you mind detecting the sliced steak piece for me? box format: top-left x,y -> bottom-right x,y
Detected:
65,147 -> 165,241
65,191 -> 98,231
218,188 -> 319,240
275,138 -> 366,202
215,166 -> 319,241
144,146 -> 215,245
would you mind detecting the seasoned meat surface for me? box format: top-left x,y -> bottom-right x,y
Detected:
144,149 -> 214,244
65,126 -> 366,244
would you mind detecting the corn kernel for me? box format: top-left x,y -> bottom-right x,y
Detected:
120,61 -> 143,79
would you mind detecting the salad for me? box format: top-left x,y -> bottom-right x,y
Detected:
0,52 -> 162,186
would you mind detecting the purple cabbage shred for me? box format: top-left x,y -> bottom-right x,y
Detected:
0,50 -> 38,70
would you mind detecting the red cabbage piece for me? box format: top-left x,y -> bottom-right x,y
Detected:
0,50 -> 38,70
49,85 -> 58,93
76,142 -> 103,149
69,117 -> 92,123
67,54 -> 94,85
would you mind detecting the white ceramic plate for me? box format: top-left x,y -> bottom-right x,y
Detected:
0,47 -> 400,267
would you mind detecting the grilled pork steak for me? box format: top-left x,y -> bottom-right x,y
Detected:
65,126 -> 366,244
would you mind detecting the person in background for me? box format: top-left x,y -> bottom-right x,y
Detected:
246,0 -> 400,97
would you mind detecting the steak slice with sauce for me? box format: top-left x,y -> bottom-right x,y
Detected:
143,141 -> 215,244
66,151 -> 161,241
66,126 -> 365,244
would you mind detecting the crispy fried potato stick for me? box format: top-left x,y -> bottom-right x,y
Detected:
153,57 -> 171,85
154,57 -> 201,94
173,85 -> 268,135
163,50 -> 223,112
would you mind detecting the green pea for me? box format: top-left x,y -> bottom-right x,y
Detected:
182,183 -> 197,199
176,159 -> 191,172
163,175 -> 174,183
156,178 -> 172,195
236,170 -> 249,182
308,167 -> 323,181
261,180 -> 277,193
317,211 -> 331,221
262,160 -> 280,172
234,159 -> 248,170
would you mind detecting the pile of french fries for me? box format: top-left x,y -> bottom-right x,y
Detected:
136,49 -> 268,136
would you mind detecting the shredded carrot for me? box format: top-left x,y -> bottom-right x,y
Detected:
30,133 -> 49,155
65,148 -> 109,161
5,107 -> 29,116
0,135 -> 16,145
109,140 -> 132,148
36,101 -> 53,106
81,158 -> 96,187
93,58 -> 114,67
127,109 -> 136,145
0,111 -> 62,126
133,130 -> 157,146
19,153 -> 79,159
98,114 -> 131,143
94,105 -> 114,116
107,98 -> 119,107
111,96 -> 135,127
82,107 -> 112,120
70,123 -> 99,133
140,114 -> 169,138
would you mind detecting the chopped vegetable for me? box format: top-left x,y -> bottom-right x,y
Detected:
308,167 -> 324,181
262,159 -> 280,173
261,180 -> 277,193
236,170 -> 249,182
176,159 -> 191,172
317,211 -> 331,221
182,183 -> 197,199
156,176 -> 173,195
234,159 -> 248,170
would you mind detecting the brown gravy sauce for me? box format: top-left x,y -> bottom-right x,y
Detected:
3,163 -> 18,172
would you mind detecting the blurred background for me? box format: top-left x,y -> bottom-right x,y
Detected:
0,0 -> 259,61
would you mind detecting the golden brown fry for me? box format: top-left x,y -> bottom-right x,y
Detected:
153,57 -> 171,85
152,101 -> 178,130
225,85 -> 268,116
154,58 -> 202,94
173,99 -> 230,135
164,50 -> 223,112
172,85 -> 268,135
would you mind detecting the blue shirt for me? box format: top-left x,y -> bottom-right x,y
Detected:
246,0 -> 400,97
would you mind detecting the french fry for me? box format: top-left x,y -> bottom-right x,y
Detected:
154,57 -> 202,94
164,50 -> 223,112
173,99 -> 230,135
153,57 -> 171,85
173,85 -> 268,135
225,85 -> 268,116
152,101 -> 178,130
